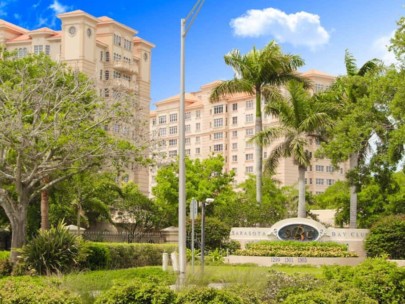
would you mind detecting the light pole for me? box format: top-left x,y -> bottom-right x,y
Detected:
178,0 -> 205,286
201,198 -> 214,274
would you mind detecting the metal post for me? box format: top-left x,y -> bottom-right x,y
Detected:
190,198 -> 197,273
200,201 -> 205,274
178,17 -> 186,286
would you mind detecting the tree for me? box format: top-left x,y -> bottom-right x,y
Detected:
254,80 -> 332,217
210,41 -> 307,204
152,155 -> 235,226
318,50 -> 388,228
113,182 -> 163,241
0,52 -> 138,261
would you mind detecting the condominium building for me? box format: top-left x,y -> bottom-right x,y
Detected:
150,70 -> 349,194
0,10 -> 154,194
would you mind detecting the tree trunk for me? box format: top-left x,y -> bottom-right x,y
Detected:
9,207 -> 28,263
255,91 -> 263,204
40,177 -> 49,230
297,165 -> 306,218
349,153 -> 359,228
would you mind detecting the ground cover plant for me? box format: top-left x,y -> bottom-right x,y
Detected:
236,240 -> 357,257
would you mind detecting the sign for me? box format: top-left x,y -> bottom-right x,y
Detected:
278,224 -> 319,241
190,198 -> 198,219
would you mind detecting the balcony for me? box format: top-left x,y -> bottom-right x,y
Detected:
105,79 -> 137,91
112,60 -> 138,74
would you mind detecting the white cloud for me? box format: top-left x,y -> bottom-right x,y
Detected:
13,13 -> 21,20
230,8 -> 330,49
0,0 -> 11,17
372,31 -> 397,66
37,16 -> 48,27
49,0 -> 69,14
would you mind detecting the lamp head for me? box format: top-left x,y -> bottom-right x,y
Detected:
205,198 -> 214,204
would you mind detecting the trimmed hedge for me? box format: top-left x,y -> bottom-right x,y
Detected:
0,277 -> 81,303
236,241 -> 357,257
83,242 -> 177,270
365,214 -> 405,259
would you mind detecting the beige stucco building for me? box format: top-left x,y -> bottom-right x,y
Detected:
0,10 -> 154,194
150,70 -> 349,194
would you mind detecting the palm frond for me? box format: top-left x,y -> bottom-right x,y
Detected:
357,59 -> 380,76
264,141 -> 292,174
261,84 -> 284,105
252,126 -> 289,145
209,79 -> 254,102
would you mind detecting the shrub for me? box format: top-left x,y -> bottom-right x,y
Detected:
0,277 -> 80,303
177,287 -> 246,304
0,250 -> 10,261
82,242 -> 111,270
187,217 -> 231,250
95,281 -> 176,304
20,222 -> 84,275
365,214 -> 405,259
0,259 -> 12,277
82,242 -> 177,270
237,241 -> 357,257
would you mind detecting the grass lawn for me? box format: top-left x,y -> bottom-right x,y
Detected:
1,264 -> 324,303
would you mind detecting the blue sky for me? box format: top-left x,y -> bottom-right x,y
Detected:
0,0 -> 404,105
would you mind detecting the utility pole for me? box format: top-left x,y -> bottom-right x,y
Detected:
178,0 -> 205,286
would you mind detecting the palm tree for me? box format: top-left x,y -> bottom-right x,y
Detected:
254,80 -> 332,217
210,41 -> 307,203
342,50 -> 379,228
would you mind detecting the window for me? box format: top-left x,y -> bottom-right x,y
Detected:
33,45 -> 43,54
152,118 -> 156,126
232,103 -> 238,111
316,178 -> 324,185
185,112 -> 191,120
246,166 -> 254,173
232,130 -> 238,138
310,178 -> 313,184
100,51 -> 103,61
169,113 -> 177,122
232,155 -> 237,162
45,45 -> 50,55
213,118 -> 223,128
185,124 -> 191,133
195,110 -> 201,119
195,147 -> 201,154
246,113 -> 254,123
105,51 -> 110,62
105,70 -> 110,80
213,132 -> 223,140
104,88 -> 110,98
246,153 -> 254,161
195,122 -> 201,131
113,71 -> 121,78
232,116 -> 238,125
185,149 -> 191,156
327,179 -> 335,186
246,100 -> 254,109
232,168 -> 237,174
114,34 -> 122,46
316,165 -> 324,172
158,128 -> 166,137
326,166 -> 335,173
213,105 -> 224,114
246,142 -> 254,149
169,150 -> 177,157
195,136 -> 200,144
169,126 -> 177,135
213,144 -> 223,152
185,138 -> 191,145
17,47 -> 27,58
246,128 -> 254,136
99,69 -> 103,80
158,115 -> 167,124
232,143 -> 238,150
169,139 -> 177,146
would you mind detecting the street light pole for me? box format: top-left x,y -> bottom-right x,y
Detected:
178,0 -> 205,286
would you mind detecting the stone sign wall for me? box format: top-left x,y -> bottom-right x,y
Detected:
230,218 -> 369,256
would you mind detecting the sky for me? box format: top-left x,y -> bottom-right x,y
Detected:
0,0 -> 404,106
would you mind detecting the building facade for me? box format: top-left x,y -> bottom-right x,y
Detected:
150,70 -> 349,194
0,10 -> 154,194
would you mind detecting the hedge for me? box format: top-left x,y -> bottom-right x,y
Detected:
0,277 -> 81,303
365,214 -> 405,259
83,242 -> 177,270
236,241 -> 357,257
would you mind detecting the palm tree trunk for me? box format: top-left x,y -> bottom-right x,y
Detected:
255,91 -> 263,204
349,153 -> 359,228
40,177 -> 49,230
297,165 -> 306,218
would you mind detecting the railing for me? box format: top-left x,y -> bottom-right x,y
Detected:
113,60 -> 138,74
83,231 -> 166,243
